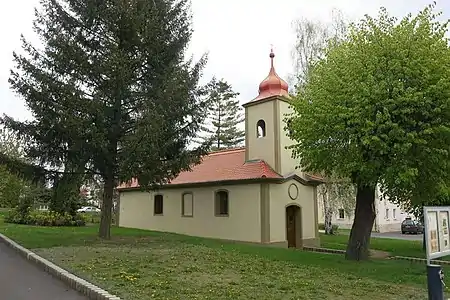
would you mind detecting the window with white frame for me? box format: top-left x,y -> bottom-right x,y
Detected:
385,208 -> 389,219
393,209 -> 397,220
182,192 -> 193,217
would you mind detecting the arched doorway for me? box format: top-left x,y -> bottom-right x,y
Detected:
286,205 -> 302,248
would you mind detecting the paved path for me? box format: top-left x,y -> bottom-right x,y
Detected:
321,229 -> 424,241
371,231 -> 423,241
0,241 -> 89,300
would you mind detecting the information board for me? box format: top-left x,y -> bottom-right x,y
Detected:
424,206 -> 450,263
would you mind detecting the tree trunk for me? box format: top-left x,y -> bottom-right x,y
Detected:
324,208 -> 333,234
345,183 -> 376,261
114,189 -> 120,226
99,175 -> 114,239
323,190 -> 334,235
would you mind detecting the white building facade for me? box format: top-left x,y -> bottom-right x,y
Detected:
318,185 -> 412,233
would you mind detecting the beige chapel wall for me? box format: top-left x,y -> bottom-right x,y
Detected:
278,101 -> 300,175
119,184 -> 262,242
245,100 -> 275,167
269,180 -> 317,242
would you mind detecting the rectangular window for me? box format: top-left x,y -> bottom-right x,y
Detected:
393,209 -> 397,220
154,194 -> 163,215
385,208 -> 389,219
182,193 -> 193,217
215,190 -> 229,216
338,209 -> 345,219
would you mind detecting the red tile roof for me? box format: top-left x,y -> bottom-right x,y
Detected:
117,147 -> 282,189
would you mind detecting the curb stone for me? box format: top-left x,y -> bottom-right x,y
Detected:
302,246 -> 346,254
303,246 -> 450,266
391,255 -> 450,266
0,233 -> 121,300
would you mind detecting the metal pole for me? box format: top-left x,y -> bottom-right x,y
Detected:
427,264 -> 445,300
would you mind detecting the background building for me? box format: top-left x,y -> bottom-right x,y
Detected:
318,185 -> 412,233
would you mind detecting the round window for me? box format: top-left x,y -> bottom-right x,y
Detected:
288,183 -> 299,200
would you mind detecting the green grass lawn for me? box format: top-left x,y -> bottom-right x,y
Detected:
0,216 -> 445,299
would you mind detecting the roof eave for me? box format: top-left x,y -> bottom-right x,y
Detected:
117,174 -> 320,193
242,94 -> 291,108
117,177 -> 279,192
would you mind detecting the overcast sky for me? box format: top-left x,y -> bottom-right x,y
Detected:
0,0 -> 448,122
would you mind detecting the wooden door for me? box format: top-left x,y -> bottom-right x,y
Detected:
286,206 -> 296,248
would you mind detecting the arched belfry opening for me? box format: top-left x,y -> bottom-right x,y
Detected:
256,119 -> 266,138
243,47 -> 292,172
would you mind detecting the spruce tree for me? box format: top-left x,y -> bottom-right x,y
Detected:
3,0 -> 209,239
198,78 -> 244,150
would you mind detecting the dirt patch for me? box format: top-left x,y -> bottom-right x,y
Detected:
370,249 -> 391,259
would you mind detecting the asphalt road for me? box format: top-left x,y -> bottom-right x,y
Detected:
0,241 -> 89,300
371,231 -> 423,241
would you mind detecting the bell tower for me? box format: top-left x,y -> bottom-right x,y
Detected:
243,48 -> 298,176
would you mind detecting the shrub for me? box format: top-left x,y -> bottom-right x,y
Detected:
80,212 -> 101,224
4,209 -> 86,227
79,211 -> 120,225
318,223 -> 339,233
4,209 -> 26,224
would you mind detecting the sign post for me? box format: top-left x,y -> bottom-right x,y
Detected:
423,206 -> 450,300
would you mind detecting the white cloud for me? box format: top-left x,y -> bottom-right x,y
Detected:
0,0 -> 448,120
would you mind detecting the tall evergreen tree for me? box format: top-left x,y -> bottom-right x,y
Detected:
3,0 -> 209,239
197,78 -> 244,150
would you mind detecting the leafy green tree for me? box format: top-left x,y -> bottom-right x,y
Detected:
0,165 -> 26,208
197,78 -> 244,150
3,0 -> 209,239
0,127 -> 25,158
290,10 -> 354,235
0,128 -> 29,208
0,150 -> 47,185
287,3 -> 450,260
0,125 -> 85,215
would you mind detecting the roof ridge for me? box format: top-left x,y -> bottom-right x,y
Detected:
208,147 -> 245,156
244,158 -> 262,163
